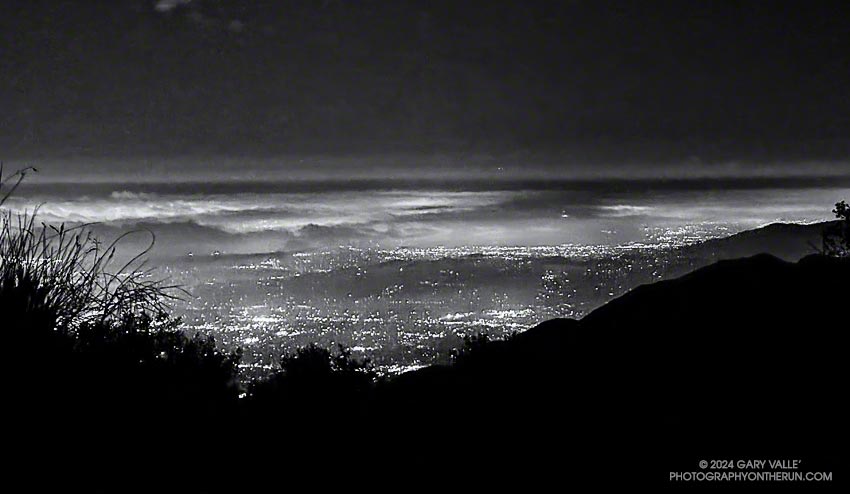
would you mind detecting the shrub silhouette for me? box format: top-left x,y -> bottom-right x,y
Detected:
246,344 -> 376,419
2,167 -> 387,482
2,167 -> 242,486
823,200 -> 850,257
450,332 -> 516,369
71,312 -> 242,410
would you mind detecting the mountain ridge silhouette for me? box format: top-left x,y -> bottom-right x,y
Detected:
372,252 -> 849,488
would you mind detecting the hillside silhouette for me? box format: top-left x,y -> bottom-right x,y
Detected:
680,220 -> 837,261
368,253 -> 849,488
3,202 -> 849,489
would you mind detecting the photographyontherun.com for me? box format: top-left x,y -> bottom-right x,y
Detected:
670,459 -> 833,483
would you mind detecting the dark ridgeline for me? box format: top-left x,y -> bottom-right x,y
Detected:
3,193 -> 849,490
374,254 -> 850,487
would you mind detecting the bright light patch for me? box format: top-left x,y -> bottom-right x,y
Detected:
154,0 -> 192,13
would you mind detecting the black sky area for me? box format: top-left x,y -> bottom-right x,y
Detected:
1,0 -> 849,179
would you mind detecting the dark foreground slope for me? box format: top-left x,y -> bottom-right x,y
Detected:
375,253 -> 849,488
5,253 -> 848,490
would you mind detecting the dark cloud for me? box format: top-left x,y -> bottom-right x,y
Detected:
1,1 -> 849,173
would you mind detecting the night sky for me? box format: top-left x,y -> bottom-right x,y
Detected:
2,0 -> 849,179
